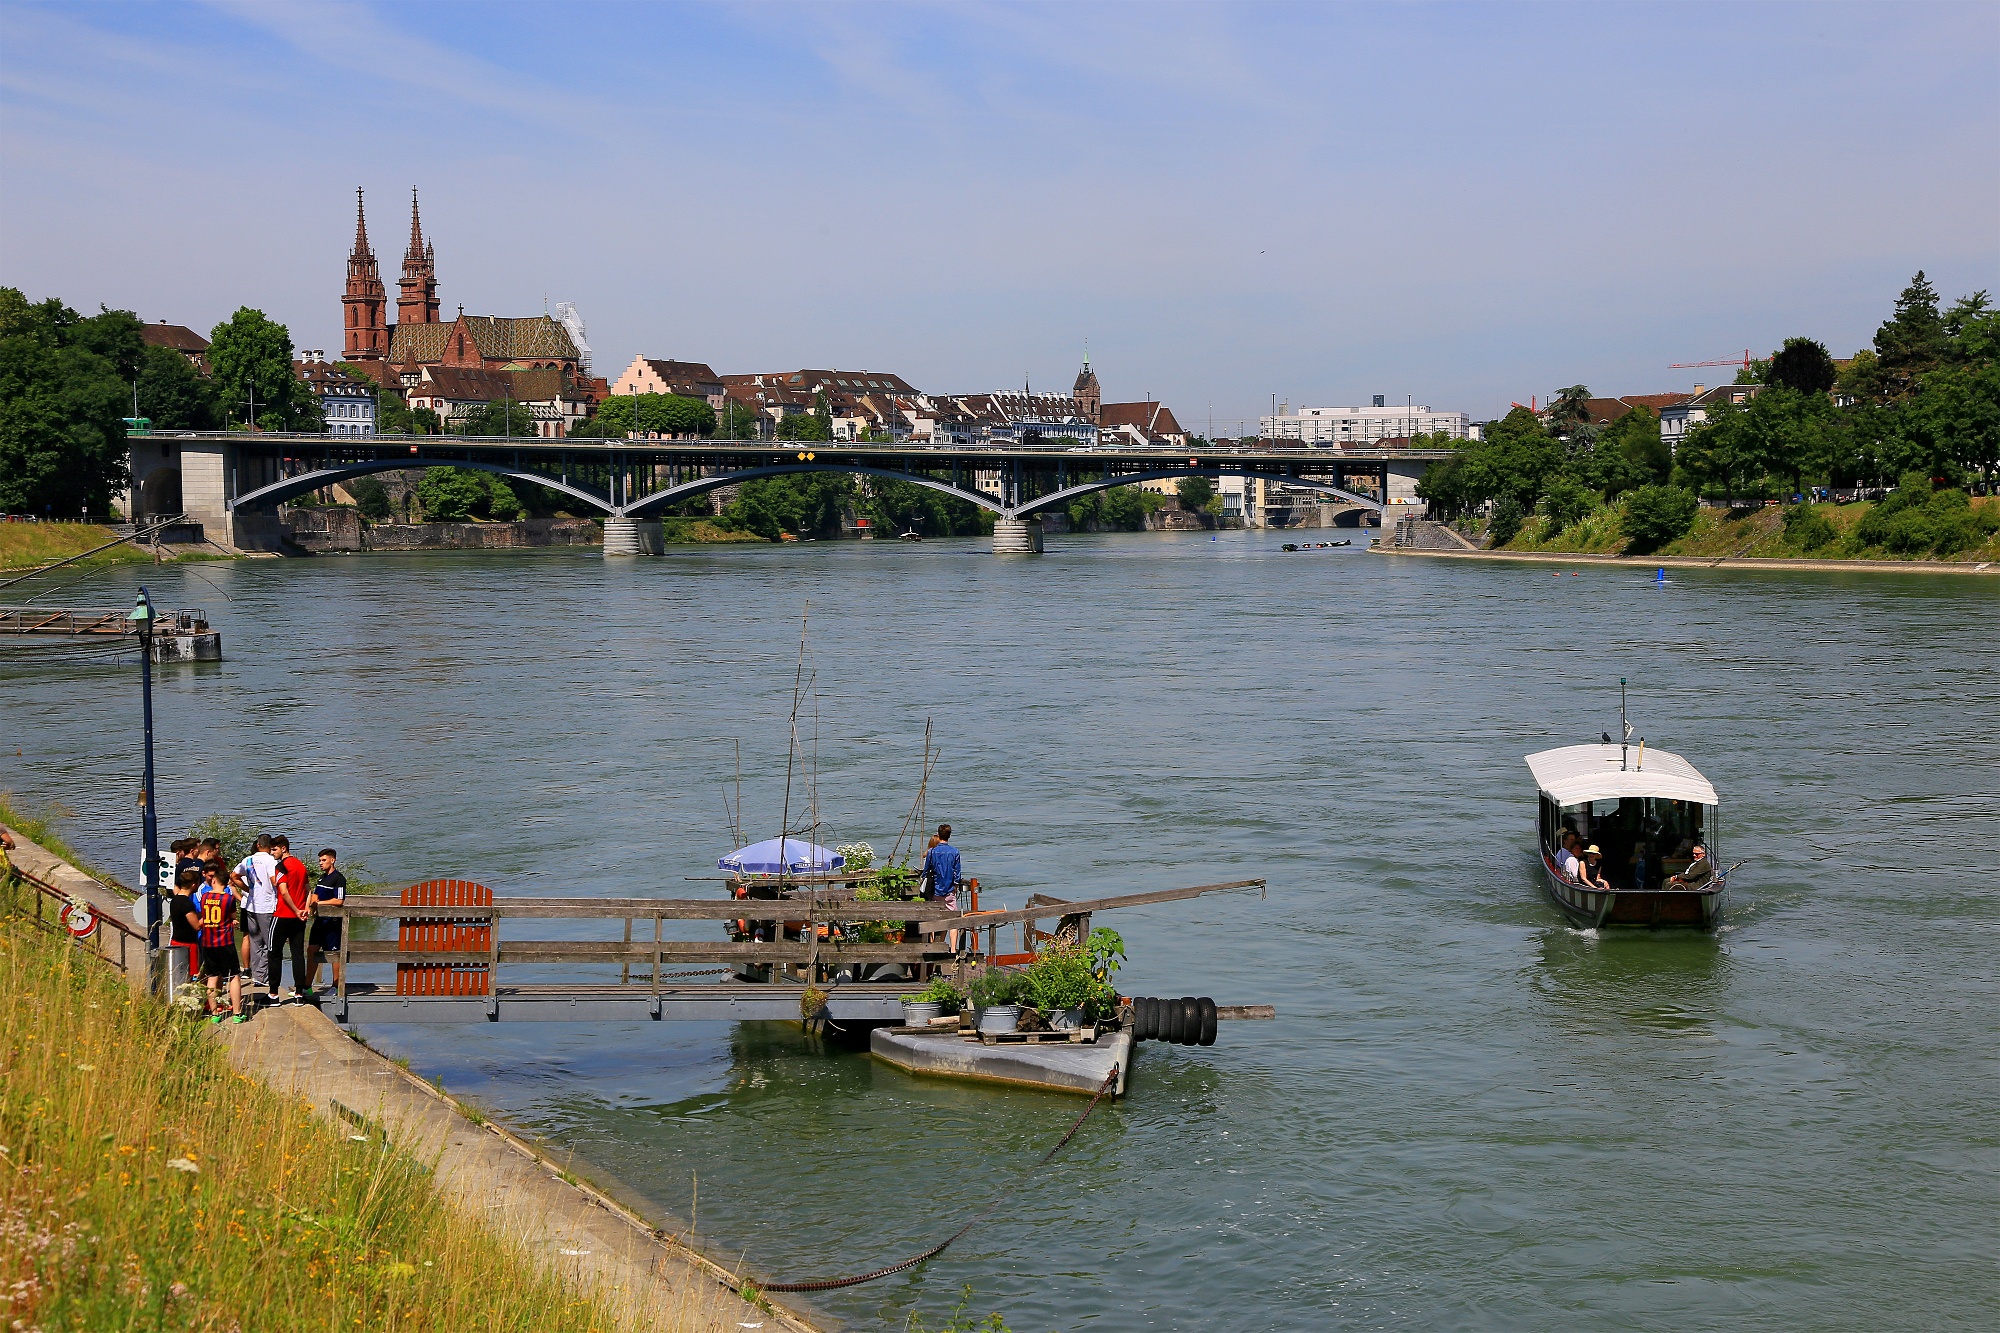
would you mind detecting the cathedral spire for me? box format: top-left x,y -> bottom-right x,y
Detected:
406,186 -> 425,260
397,187 -> 440,326
343,187 -> 387,361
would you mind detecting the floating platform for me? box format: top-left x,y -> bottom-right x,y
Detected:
871,1025 -> 1132,1098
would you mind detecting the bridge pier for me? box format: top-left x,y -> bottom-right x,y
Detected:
602,516 -> 663,556
992,517 -> 1043,554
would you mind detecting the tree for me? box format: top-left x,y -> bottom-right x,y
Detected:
1176,475 -> 1216,513
414,467 -> 520,522
777,408 -> 831,441
1487,496 -> 1524,547
0,288 -> 136,515
1674,398 -> 1762,504
341,364 -> 428,434
588,392 -> 717,439
1415,455 -> 1474,520
865,477 -> 990,537
208,307 -> 310,430
1547,385 -> 1592,436
136,343 -> 219,430
348,475 -> 393,521
455,399 -> 542,438
1622,485 -> 1699,552
1538,474 -> 1594,534
715,400 -> 762,439
1873,271 -> 1946,399
1595,404 -> 1670,495
1766,337 -> 1837,396
1461,407 -> 1564,509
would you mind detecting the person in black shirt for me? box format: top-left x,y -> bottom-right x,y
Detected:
305,848 -> 347,998
169,866 -> 202,990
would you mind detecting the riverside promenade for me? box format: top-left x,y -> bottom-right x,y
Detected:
2,828 -> 820,1333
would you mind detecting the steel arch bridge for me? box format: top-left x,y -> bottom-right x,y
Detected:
160,432 -> 1447,547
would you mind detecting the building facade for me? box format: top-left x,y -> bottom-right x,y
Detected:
1259,402 -> 1470,444
610,357 -> 728,409
294,352 -> 377,436
404,365 -> 589,438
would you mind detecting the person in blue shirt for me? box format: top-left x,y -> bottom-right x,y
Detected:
922,824 -> 962,909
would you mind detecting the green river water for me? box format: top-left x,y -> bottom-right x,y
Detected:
3,534 -> 1995,1330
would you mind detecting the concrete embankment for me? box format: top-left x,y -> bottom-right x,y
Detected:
1376,545 -> 1999,576
2,827 -> 821,1333
281,506 -> 604,552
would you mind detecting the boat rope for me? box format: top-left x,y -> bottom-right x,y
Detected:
760,1063 -> 1120,1293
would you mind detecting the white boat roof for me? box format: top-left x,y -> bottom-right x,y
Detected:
1525,743 -> 1719,807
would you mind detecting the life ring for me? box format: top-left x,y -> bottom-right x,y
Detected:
62,898 -> 99,939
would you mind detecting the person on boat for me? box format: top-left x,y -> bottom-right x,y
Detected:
1578,845 -> 1613,890
1555,831 -> 1583,881
1668,844 -> 1715,891
1628,840 -> 1651,892
922,825 -> 962,910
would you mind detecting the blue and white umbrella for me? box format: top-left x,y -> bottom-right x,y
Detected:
719,837 -> 845,875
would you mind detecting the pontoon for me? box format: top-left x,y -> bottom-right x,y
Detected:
1524,743 -> 1729,929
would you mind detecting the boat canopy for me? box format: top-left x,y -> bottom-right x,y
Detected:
1525,743 -> 1719,807
719,837 -> 845,875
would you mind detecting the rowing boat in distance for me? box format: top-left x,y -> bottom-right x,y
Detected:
1524,742 -> 1730,929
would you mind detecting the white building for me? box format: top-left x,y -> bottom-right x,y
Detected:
1259,399 -> 1470,445
295,352 -> 376,436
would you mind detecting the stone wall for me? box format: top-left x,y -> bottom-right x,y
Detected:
278,507 -> 601,551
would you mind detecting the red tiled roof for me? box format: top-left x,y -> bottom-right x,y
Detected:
141,322 -> 209,353
1100,401 -> 1185,436
1581,394 -> 1691,425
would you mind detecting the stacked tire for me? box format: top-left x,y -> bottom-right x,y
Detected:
1128,996 -> 1216,1046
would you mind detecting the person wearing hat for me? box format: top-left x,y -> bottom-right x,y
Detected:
1578,844 -> 1613,890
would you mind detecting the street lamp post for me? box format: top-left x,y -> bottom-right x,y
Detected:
129,588 -> 162,979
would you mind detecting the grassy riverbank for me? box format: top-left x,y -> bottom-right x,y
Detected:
0,523 -> 154,575
1490,494 -> 2000,564
661,517 -> 766,544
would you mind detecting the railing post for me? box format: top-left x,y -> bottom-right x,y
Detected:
486,905 -> 501,1019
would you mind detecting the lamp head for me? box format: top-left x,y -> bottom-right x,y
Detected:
129,591 -> 154,627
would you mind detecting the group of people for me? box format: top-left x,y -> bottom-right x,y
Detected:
1555,828 -> 1712,892
164,834 -> 347,1022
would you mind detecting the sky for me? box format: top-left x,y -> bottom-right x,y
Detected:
2,0 -> 1995,430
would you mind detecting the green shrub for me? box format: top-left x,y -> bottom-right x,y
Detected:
902,975 -> 964,1012
1781,503 -> 1837,551
1488,496 -> 1524,547
1538,476 -> 1596,534
1621,485 -> 1700,552
969,969 -> 1029,1009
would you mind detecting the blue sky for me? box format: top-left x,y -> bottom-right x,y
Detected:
2,1 -> 1995,428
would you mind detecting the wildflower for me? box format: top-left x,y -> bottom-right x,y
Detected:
166,1158 -> 199,1174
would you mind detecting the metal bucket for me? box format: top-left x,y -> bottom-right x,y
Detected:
975,1004 -> 1020,1034
902,1001 -> 943,1027
1046,1006 -> 1088,1031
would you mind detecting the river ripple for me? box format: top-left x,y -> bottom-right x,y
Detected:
3,536 -> 1995,1330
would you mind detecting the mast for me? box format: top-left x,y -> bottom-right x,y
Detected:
1620,677 -> 1629,771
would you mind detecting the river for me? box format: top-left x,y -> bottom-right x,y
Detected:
3,535 -> 1995,1330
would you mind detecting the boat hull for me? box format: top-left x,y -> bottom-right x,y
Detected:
1539,851 -> 1724,929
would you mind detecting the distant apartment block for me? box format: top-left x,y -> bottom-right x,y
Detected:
1260,400 -> 1470,444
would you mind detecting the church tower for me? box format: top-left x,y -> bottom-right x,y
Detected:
1072,352 -> 1101,424
342,189 -> 388,361
397,188 -> 440,327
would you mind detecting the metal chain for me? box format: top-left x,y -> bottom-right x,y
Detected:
761,1063 -> 1120,1294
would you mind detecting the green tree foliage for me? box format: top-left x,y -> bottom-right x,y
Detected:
1415,455 -> 1472,520
1546,385 -> 1592,436
715,400 -> 762,439
0,288 -> 138,515
1538,474 -> 1595,534
414,467 -> 522,522
347,475 -> 393,521
1487,496 -> 1525,547
866,477 -> 991,537
1852,471 -> 1998,556
1066,484 -> 1163,531
1674,398 -> 1763,504
207,307 -> 312,431
1873,271 -> 1946,399
136,344 -> 220,430
1175,474 -> 1216,513
1781,502 -> 1837,551
1591,405 -> 1671,496
583,392 -> 716,439
718,473 -> 856,540
1766,337 -> 1837,396
1463,407 -> 1564,509
776,408 -> 832,442
454,399 -> 541,437
1620,485 -> 1700,552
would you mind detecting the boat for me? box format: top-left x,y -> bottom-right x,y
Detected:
1524,740 -> 1730,929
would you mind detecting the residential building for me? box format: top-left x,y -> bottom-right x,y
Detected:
1660,383 -> 1760,456
931,391 -> 1099,446
1099,400 -> 1188,448
722,369 -> 925,439
141,321 -> 210,374
405,365 -> 591,438
294,351 -> 377,436
610,357 -> 727,409
340,188 -> 585,383
1579,393 -> 1691,428
1260,401 -> 1471,444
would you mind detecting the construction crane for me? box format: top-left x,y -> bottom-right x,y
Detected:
1669,349 -> 1755,370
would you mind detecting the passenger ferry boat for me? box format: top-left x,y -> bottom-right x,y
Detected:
1525,742 -> 1729,929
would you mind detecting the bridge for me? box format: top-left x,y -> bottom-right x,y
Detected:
132,430 -> 1450,554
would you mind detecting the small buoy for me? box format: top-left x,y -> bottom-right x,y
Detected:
1571,572 -> 1580,576
1656,568 -> 1667,583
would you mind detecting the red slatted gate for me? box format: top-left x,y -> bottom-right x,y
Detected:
395,879 -> 493,996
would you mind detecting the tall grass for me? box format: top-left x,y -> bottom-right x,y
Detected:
0,523 -> 155,574
0,882 -> 629,1332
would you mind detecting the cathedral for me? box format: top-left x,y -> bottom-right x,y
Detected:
341,189 -> 583,383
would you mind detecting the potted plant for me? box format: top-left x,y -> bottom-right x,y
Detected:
901,975 -> 963,1027
969,968 -> 1029,1034
1024,943 -> 1101,1030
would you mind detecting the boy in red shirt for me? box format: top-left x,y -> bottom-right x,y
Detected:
268,835 -> 311,1003
191,862 -> 245,1023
